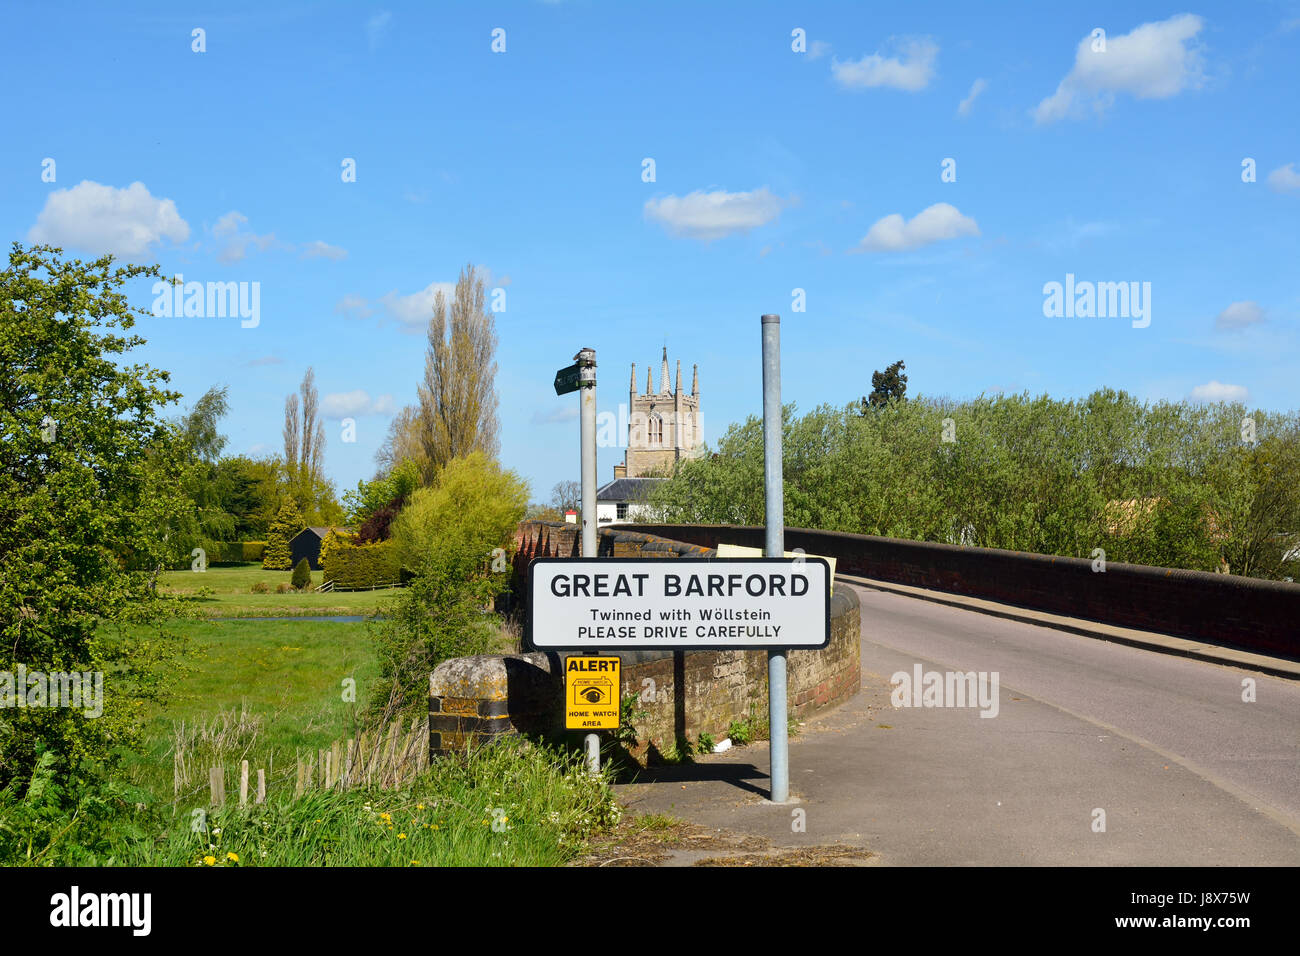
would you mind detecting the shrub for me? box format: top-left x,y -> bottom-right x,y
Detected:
249,582 -> 269,594
242,540 -> 267,563
275,583 -> 290,594
291,558 -> 312,591
390,452 -> 529,572
263,501 -> 303,570
318,527 -> 353,582
369,543 -> 508,715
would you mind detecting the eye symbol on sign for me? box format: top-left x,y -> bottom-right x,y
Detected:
571,677 -> 612,706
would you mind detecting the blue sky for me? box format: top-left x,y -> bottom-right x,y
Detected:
3,1 -> 1298,502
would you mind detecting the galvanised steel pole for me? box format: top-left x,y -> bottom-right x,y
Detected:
761,314 -> 788,803
577,347 -> 599,773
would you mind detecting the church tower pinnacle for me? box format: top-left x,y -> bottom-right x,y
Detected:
619,346 -> 702,479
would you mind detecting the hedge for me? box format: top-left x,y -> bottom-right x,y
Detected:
207,542 -> 244,564
196,541 -> 267,565
323,537 -> 401,590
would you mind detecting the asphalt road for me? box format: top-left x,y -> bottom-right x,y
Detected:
615,582 -> 1300,865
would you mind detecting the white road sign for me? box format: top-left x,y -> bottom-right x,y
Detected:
527,557 -> 831,650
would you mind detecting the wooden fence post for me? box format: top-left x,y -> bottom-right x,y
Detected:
209,766 -> 225,807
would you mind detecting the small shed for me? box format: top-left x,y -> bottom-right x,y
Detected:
289,526 -> 350,571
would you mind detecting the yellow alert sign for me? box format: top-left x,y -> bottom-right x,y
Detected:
565,656 -> 620,730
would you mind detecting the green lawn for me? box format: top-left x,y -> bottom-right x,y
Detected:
159,563 -> 399,617
4,566 -> 617,866
123,617 -> 380,804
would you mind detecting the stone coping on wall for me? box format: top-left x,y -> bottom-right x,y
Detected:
623,523 -> 1300,659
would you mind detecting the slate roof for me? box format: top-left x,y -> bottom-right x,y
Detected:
595,477 -> 663,502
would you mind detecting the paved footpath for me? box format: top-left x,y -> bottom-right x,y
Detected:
613,582 -> 1300,865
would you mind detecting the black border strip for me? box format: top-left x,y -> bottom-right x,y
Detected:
525,557 -> 832,651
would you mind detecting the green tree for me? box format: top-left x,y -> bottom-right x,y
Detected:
214,454 -> 281,539
263,499 -> 304,570
372,452 -> 529,714
861,359 -> 908,412
174,384 -> 236,556
390,451 -> 529,571
282,367 -> 328,515
0,243 -> 186,791
415,264 -> 501,480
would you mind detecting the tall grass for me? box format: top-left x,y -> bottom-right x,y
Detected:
121,740 -> 618,867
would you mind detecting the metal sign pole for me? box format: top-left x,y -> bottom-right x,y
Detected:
577,347 -> 599,773
761,314 -> 788,803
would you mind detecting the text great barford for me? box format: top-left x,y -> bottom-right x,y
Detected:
548,570 -> 812,599
528,557 -> 831,650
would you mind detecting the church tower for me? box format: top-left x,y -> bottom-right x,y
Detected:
612,347 -> 701,478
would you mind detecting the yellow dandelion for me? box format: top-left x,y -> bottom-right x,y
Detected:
226,852 -> 239,862
416,804 -> 425,811
410,860 -> 420,865
379,812 -> 391,822
433,824 -> 440,830
398,833 -> 407,840
203,856 -> 216,866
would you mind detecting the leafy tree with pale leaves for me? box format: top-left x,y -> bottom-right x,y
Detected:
263,499 -> 305,570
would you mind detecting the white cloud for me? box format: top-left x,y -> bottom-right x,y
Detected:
212,210 -> 275,263
809,40 -> 832,60
339,268 -> 500,329
1034,14 -> 1205,123
957,78 -> 988,116
212,211 -> 245,238
366,11 -> 392,50
379,280 -> 458,327
322,390 -> 395,418
831,38 -> 938,92
334,294 -> 373,319
1267,163 -> 1300,193
27,180 -> 189,258
644,187 -> 785,240
1190,381 -> 1248,403
1214,301 -> 1264,331
301,240 -> 348,261
854,202 -> 979,253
